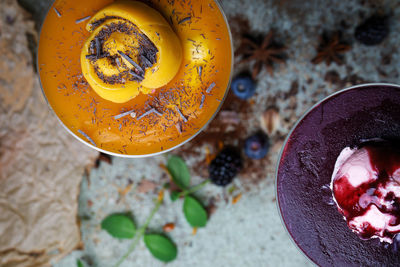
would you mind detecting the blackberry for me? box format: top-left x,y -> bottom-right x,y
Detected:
209,146 -> 243,186
355,15 -> 389,46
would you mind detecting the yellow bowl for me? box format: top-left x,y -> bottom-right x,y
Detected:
38,0 -> 233,157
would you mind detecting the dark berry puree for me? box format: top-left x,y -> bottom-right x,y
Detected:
332,142 -> 400,243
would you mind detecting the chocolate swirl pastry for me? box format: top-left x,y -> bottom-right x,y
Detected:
81,0 -> 182,103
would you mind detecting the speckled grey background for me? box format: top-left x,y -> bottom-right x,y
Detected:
19,0 -> 400,266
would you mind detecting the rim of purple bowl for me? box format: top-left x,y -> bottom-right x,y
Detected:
275,83 -> 400,266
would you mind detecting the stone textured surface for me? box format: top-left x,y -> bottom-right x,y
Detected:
54,156 -> 312,267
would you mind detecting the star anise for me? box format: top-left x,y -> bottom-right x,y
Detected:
235,31 -> 287,79
312,31 -> 351,66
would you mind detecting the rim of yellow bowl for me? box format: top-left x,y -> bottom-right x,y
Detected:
37,0 -> 234,158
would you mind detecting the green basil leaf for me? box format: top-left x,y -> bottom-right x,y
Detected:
167,156 -> 190,189
170,191 -> 180,201
183,196 -> 207,227
101,214 -> 135,239
77,259 -> 84,267
144,234 -> 177,262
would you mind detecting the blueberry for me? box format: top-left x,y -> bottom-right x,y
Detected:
244,132 -> 270,159
231,75 -> 256,100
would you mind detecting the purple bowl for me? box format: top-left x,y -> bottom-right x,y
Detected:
276,83 -> 400,267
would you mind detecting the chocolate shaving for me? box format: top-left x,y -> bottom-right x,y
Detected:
89,40 -> 95,54
152,108 -> 163,116
85,54 -> 97,61
178,16 -> 191,25
206,82 -> 216,93
113,109 -> 135,120
129,70 -> 144,81
176,122 -> 182,134
198,66 -> 202,80
137,108 -> 162,120
89,16 -> 118,30
118,51 -> 144,74
78,130 -> 97,147
115,57 -> 121,67
200,94 -> 205,109
175,106 -> 188,122
140,55 -> 153,68
95,37 -> 101,58
94,67 -> 125,84
53,7 -> 61,17
75,16 -> 91,24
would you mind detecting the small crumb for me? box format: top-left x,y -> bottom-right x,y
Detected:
118,184 -> 133,197
207,202 -> 217,216
218,141 -> 224,150
163,223 -> 175,233
159,164 -> 173,181
137,179 -> 157,194
227,186 -> 237,195
76,242 -> 84,250
157,190 -> 164,201
232,193 -> 242,204
205,146 -> 216,164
